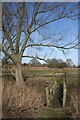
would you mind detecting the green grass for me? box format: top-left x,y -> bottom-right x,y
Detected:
3,66 -> 78,79
23,69 -> 52,75
39,107 -> 66,118
3,66 -> 78,87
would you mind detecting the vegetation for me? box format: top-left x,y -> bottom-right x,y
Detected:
46,58 -> 73,68
23,57 -> 74,68
1,2 -> 79,119
3,66 -> 79,118
2,2 -> 78,87
66,89 -> 78,119
30,56 -> 41,66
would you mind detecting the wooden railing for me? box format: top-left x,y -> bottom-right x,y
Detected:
46,80 -> 57,107
63,78 -> 67,110
45,72 -> 67,111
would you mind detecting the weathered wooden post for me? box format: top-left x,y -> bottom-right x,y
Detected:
50,87 -> 53,98
63,77 -> 67,111
55,81 -> 57,89
46,87 -> 50,106
46,71 -> 58,107
52,81 -> 57,106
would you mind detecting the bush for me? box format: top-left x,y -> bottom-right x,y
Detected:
47,61 -> 67,68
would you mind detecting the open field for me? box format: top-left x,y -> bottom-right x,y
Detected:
2,66 -> 79,118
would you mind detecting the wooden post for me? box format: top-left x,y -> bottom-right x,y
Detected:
46,80 -> 57,107
46,87 -> 50,106
54,81 -> 57,91
63,78 -> 67,111
52,85 -> 55,96
50,88 -> 53,98
65,71 -> 66,82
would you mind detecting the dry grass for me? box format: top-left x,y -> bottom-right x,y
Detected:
66,88 -> 79,119
2,75 -> 52,118
2,67 -> 78,118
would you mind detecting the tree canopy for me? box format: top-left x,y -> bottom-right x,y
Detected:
2,2 -> 78,65
2,2 -> 78,85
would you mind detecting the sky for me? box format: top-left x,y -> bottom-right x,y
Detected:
22,4 -> 78,66
2,2 -> 78,66
2,0 -> 80,2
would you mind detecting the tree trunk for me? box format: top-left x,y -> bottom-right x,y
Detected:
15,63 -> 26,108
15,63 -> 24,87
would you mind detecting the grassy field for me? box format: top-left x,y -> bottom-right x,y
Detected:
2,66 -> 79,118
2,65 -> 78,89
3,65 -> 78,75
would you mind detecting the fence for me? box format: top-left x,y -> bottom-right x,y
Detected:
45,72 -> 67,111
63,78 -> 67,110
46,80 -> 57,107
2,69 -> 77,111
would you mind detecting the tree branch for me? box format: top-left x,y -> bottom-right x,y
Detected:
2,46 -> 16,64
20,3 -> 41,59
22,55 -> 46,62
7,66 -> 15,77
31,15 -> 66,33
26,43 -> 79,50
31,4 -> 78,34
38,3 -> 63,14
16,3 -> 25,53
2,24 -> 14,53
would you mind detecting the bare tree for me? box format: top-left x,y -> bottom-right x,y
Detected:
2,2 -> 78,87
66,58 -> 73,67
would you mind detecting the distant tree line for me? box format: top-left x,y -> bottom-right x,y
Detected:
46,58 -> 74,68
3,56 -> 76,68
22,57 -> 75,68
46,58 -> 66,68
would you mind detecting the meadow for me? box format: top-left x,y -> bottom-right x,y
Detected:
2,66 -> 79,118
